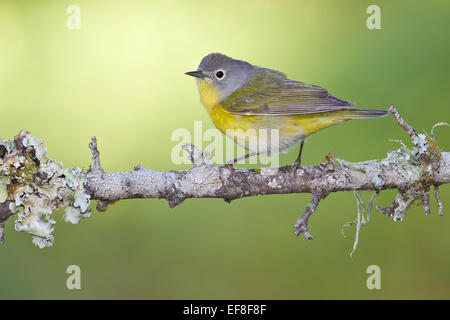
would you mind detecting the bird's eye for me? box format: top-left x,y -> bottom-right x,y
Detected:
215,70 -> 225,79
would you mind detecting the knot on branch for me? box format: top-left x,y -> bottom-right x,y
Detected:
182,143 -> 214,167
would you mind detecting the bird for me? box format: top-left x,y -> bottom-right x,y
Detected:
186,53 -> 387,166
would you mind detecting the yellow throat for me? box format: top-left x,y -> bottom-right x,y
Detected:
197,79 -> 221,113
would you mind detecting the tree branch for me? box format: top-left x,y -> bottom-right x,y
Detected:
0,106 -> 448,247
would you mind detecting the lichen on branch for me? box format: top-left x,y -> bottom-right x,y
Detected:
0,131 -> 91,247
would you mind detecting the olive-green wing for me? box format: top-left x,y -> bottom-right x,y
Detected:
222,74 -> 355,115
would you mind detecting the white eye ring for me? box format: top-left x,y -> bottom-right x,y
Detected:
215,70 -> 225,80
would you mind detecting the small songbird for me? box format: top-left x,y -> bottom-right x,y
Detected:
186,53 -> 387,165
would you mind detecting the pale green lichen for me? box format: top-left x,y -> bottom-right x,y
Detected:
382,148 -> 424,182
0,130 -> 91,248
371,175 -> 384,190
412,134 -> 429,157
268,178 -> 280,189
21,134 -> 48,162
0,176 -> 9,203
64,206 -> 91,224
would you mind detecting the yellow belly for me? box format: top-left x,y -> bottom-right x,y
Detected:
208,105 -> 344,154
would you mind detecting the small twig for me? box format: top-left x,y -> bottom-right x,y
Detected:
89,136 -> 103,173
421,187 -> 431,215
434,185 -> 444,216
182,143 -> 213,167
388,106 -> 417,138
294,192 -> 326,240
376,191 -> 415,221
366,191 -> 377,223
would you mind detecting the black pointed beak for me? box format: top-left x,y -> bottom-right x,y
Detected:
185,70 -> 206,79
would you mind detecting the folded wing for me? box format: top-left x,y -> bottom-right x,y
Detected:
222,71 -> 355,115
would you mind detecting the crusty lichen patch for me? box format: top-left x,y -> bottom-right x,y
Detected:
0,130 -> 91,248
376,131 -> 444,221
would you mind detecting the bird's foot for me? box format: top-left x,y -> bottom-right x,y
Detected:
220,163 -> 234,170
293,158 -> 302,168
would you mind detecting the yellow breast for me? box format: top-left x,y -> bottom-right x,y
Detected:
209,104 -> 256,133
197,79 -> 260,132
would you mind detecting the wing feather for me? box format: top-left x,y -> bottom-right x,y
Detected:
222,72 -> 355,115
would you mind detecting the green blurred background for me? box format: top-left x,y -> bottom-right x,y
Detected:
0,0 -> 449,299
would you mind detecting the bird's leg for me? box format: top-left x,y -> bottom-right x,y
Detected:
226,152 -> 258,165
293,141 -> 305,167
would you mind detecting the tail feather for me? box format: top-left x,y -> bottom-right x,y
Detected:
341,108 -> 388,119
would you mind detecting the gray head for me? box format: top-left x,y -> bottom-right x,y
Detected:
185,53 -> 257,101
